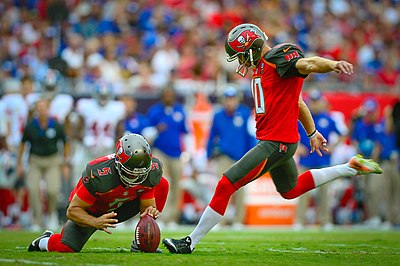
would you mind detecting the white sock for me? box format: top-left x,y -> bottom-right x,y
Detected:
310,163 -> 357,187
189,206 -> 223,250
38,237 -> 50,251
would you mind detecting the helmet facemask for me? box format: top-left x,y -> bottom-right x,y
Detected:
235,48 -> 257,77
116,160 -> 151,186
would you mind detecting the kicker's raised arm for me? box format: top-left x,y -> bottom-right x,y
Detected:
295,56 -> 353,75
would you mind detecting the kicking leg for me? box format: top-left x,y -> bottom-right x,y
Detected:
162,141 -> 281,254
279,155 -> 382,199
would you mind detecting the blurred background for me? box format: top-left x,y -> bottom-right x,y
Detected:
0,0 -> 399,232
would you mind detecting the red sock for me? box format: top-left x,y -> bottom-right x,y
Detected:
47,233 -> 75,252
154,177 -> 169,212
280,170 -> 315,199
209,176 -> 237,215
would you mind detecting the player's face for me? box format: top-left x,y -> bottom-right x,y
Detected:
124,171 -> 146,180
119,167 -> 149,185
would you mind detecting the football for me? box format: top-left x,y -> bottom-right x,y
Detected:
134,214 -> 161,252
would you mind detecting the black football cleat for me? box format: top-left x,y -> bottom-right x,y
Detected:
28,230 -> 54,252
130,240 -> 162,253
162,236 -> 193,254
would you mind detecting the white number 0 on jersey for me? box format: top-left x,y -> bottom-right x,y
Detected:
251,77 -> 265,114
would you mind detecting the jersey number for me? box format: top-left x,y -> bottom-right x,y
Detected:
97,167 -> 112,176
252,77 -> 265,114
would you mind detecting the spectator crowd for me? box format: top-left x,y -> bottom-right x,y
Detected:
1,0 -> 399,95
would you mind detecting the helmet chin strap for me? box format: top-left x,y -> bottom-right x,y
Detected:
249,48 -> 254,66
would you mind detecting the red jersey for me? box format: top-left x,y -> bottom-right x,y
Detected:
251,43 -> 308,143
69,154 -> 163,216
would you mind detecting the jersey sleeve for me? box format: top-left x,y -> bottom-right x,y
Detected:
267,44 -> 308,78
139,187 -> 155,200
147,104 -> 162,127
142,157 -> 163,187
80,164 -> 100,200
75,182 -> 97,205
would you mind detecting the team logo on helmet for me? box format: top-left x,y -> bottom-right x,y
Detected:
115,140 -> 131,164
229,29 -> 260,53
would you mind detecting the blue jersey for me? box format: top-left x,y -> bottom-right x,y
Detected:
351,118 -> 379,157
123,112 -> 150,135
147,103 -> 188,158
375,121 -> 398,160
299,113 -> 341,168
207,104 -> 256,161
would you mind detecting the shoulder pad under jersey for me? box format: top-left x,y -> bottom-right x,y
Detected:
141,157 -> 163,187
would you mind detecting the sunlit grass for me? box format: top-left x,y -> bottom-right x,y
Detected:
1,227 -> 399,265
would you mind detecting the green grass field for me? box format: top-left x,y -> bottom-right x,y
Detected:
1,227 -> 400,266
